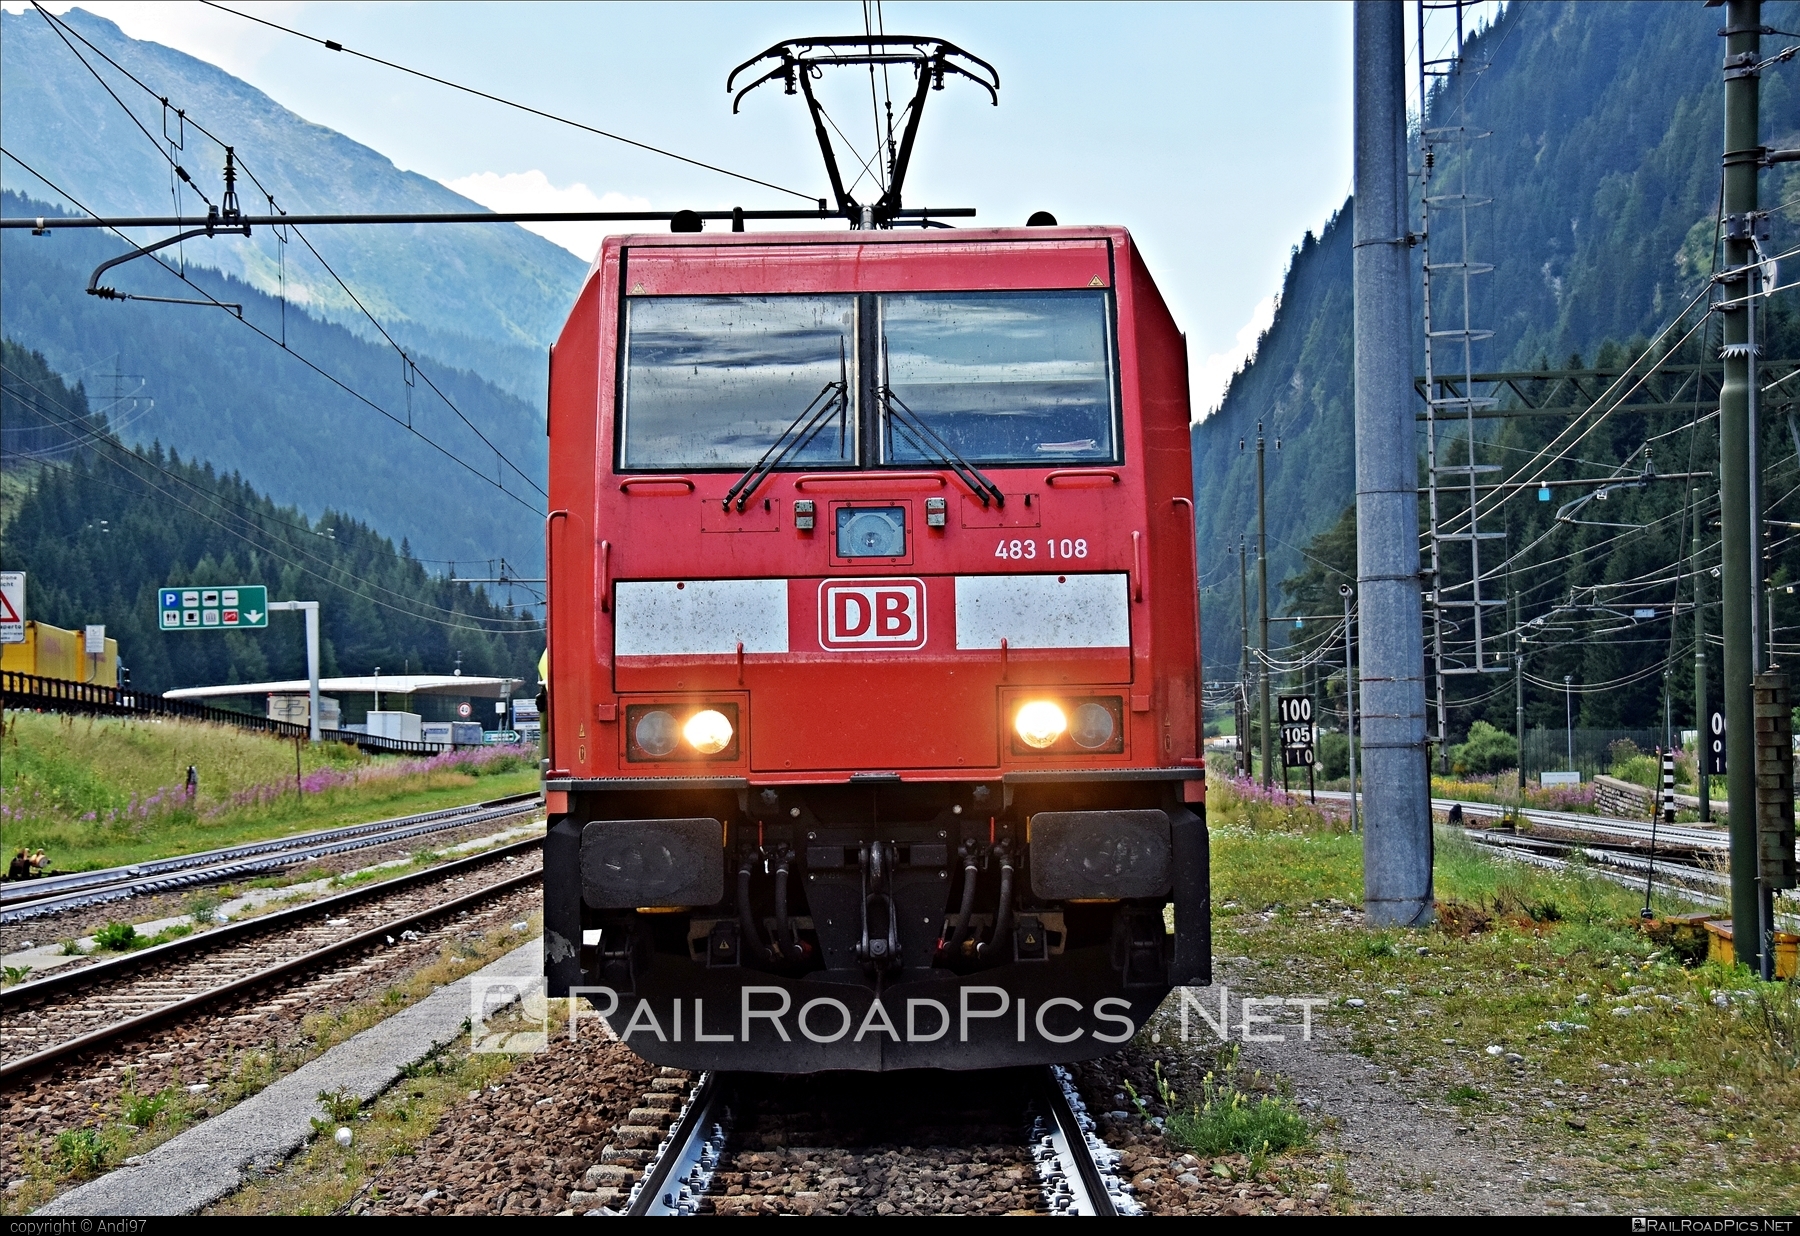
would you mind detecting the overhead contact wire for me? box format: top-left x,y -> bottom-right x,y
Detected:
198,1 -> 818,203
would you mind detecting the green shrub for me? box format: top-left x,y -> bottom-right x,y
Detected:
1611,752 -> 1659,789
52,1127 -> 110,1175
1449,721 -> 1518,776
1316,730 -> 1349,780
120,1079 -> 171,1129
92,921 -> 138,951
315,1088 -> 362,1124
1163,1070 -> 1308,1158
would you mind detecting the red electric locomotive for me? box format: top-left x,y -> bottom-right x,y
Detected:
542,222 -> 1207,1071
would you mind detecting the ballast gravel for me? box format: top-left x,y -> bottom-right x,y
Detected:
358,1033 -> 654,1215
35,939 -> 544,1216
3,883 -> 540,1205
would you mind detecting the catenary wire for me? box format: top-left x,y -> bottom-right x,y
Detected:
0,147 -> 545,515
198,1 -> 817,203
1,362 -> 541,632
19,9 -> 549,503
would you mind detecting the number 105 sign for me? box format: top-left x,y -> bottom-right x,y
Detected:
1278,695 -> 1315,769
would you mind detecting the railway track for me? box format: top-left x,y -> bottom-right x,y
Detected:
588,1064 -> 1135,1217
1317,789 -> 1798,926
1314,789 -> 1732,853
0,791 -> 543,924
0,835 -> 543,1080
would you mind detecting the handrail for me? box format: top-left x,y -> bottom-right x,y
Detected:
1172,496 -> 1202,754
791,471 -> 948,490
546,509 -> 568,771
1044,469 -> 1120,487
599,539 -> 612,614
618,476 -> 697,493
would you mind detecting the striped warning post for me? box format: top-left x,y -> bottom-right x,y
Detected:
1661,747 -> 1676,825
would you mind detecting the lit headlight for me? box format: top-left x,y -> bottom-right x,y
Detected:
683,708 -> 734,754
634,709 -> 680,757
1069,701 -> 1117,750
1015,700 -> 1067,749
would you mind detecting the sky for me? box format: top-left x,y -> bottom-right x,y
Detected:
8,1 -> 1374,418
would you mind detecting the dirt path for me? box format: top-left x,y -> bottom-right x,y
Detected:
1216,956 -> 1617,1215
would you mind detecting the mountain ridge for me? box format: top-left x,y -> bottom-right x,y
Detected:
1192,0 -> 1800,684
0,6 -> 587,404
2,191 -> 546,576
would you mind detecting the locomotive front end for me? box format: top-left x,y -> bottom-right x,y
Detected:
543,227 -> 1207,1071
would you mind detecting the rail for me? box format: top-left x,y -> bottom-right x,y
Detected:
626,1073 -> 733,1216
0,791 -> 543,921
0,835 -> 544,1079
1032,1065 -> 1135,1216
2,670 -> 468,756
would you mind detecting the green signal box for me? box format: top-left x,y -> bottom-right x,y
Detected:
159,585 -> 269,631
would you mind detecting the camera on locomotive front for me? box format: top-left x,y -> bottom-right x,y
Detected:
541,225 -> 1208,1072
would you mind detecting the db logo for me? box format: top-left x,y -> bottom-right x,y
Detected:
819,578 -> 927,650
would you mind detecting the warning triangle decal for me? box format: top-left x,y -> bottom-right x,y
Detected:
0,590 -> 20,624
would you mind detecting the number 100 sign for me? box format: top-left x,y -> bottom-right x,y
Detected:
1278,695 -> 1315,768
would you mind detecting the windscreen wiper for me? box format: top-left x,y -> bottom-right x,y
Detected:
881,387 -> 1005,508
722,340 -> 850,512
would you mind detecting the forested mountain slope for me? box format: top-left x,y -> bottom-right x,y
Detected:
1193,0 -> 1800,684
1,193 -> 545,576
0,6 -> 585,404
0,341 -> 539,696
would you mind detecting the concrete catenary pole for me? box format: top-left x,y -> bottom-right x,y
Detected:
1718,0 -> 1763,972
1353,0 -> 1432,925
1694,493 -> 1710,823
1514,586 -> 1527,794
1342,583 -> 1360,834
1257,423 -> 1273,788
1238,536 -> 1252,776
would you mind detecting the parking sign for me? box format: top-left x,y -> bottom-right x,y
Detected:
160,584 -> 268,631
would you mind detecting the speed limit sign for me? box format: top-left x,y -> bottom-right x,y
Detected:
1278,696 -> 1315,768
457,702 -> 473,719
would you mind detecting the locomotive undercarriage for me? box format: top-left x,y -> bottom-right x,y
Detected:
544,777 -> 1208,1071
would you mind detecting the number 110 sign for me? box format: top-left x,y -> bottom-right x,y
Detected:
1278,695 -> 1315,769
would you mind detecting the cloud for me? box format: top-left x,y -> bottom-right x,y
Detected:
445,170 -> 651,262
1191,295 -> 1276,423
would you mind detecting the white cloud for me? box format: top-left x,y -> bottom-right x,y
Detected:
1192,294 -> 1276,423
445,170 -> 650,262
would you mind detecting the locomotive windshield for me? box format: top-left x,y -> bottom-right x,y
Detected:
618,289 -> 1116,470
620,295 -> 856,469
879,291 -> 1117,466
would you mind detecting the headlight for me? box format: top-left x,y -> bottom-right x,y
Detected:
1069,701 -> 1117,750
1008,695 -> 1125,756
683,709 -> 734,754
627,702 -> 741,762
634,709 -> 679,757
1015,700 -> 1067,749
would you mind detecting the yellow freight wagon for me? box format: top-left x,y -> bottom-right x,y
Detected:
0,621 -> 119,686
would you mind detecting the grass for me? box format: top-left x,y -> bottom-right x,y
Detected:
208,1004 -> 548,1217
1202,774 -> 1800,1214
1159,1048 -> 1310,1160
3,912 -> 542,1215
1,710 -> 537,872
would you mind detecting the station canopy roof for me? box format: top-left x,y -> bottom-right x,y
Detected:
163,675 -> 523,701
